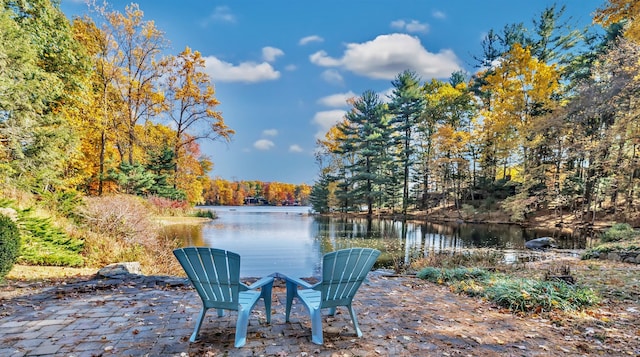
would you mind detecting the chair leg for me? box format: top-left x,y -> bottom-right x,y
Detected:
234,305 -> 251,348
285,281 -> 296,322
262,285 -> 273,324
328,307 -> 337,316
310,307 -> 324,345
190,308 -> 208,342
217,309 -> 225,317
346,304 -> 363,337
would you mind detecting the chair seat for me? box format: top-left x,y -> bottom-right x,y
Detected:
238,291 -> 261,307
296,289 -> 321,309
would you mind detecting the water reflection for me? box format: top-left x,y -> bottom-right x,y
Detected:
161,206 -> 592,278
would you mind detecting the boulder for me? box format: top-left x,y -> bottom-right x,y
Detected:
524,237 -> 557,250
98,262 -> 142,277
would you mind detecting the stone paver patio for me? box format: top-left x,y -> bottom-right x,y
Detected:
0,271 -> 615,356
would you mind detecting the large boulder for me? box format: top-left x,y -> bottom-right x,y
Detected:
525,237 -> 557,250
97,262 -> 142,277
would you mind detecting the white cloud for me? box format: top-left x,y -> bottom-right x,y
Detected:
309,33 -> 461,80
263,129 -> 278,136
285,64 -> 297,71
432,10 -> 446,19
317,91 -> 357,108
289,144 -> 304,153
390,19 -> 429,33
380,87 -> 395,104
321,69 -> 344,85
312,110 -> 346,139
262,46 -> 284,62
254,139 -> 275,150
203,56 -> 280,83
209,6 -> 236,23
299,35 -> 324,45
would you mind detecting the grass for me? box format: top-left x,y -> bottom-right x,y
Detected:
417,265 -> 600,313
6,264 -> 96,282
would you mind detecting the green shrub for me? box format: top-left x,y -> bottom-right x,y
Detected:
17,213 -> 84,267
191,209 -> 216,219
602,223 -> 639,243
0,214 -> 20,279
417,266 -> 599,313
416,267 -> 490,283
484,277 -> 599,312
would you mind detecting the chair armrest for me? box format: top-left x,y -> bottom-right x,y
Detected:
283,275 -> 316,289
244,276 -> 274,290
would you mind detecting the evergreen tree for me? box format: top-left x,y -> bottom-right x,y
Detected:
388,70 -> 424,215
338,90 -> 389,217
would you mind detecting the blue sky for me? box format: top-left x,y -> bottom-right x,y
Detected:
60,0 -> 604,185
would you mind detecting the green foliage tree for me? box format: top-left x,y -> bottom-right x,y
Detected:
1,0 -> 90,193
337,90 -> 389,216
0,214 -> 20,279
388,70 -> 425,214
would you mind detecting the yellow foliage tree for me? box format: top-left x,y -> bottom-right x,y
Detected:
595,0 -> 640,43
480,44 -> 560,180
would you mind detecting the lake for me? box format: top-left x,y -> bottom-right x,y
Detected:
164,206 -> 592,278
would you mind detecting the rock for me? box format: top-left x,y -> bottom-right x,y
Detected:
98,262 -> 142,277
0,207 -> 18,222
524,237 -> 557,250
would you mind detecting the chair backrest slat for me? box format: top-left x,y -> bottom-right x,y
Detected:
320,248 -> 380,306
174,247 -> 241,310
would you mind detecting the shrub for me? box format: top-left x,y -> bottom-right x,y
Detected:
0,214 -> 20,279
417,266 -> 599,313
484,277 -> 599,313
146,195 -> 190,216
416,267 -> 490,283
17,212 -> 84,267
602,223 -> 638,243
78,195 -> 158,246
191,209 -> 216,219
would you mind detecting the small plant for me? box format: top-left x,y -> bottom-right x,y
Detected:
0,214 -> 20,279
191,209 -> 216,219
601,223 -> 639,243
416,267 -> 490,284
146,195 -> 189,216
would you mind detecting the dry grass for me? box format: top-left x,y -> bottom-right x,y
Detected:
5,264 -> 96,281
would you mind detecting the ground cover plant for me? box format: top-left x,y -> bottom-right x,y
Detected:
582,222 -> 640,259
416,260 -> 599,313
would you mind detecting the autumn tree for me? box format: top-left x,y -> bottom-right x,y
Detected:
161,47 -> 234,187
99,3 -> 167,165
595,0 -> 640,44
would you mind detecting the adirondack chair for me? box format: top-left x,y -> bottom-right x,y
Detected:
284,247 -> 381,344
173,247 -> 273,348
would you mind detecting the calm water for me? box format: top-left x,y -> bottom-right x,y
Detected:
165,206 -> 592,278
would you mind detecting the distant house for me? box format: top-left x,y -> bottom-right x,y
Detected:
244,196 -> 269,205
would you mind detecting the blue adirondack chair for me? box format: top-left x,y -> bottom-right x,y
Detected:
284,247 -> 381,344
173,247 -> 273,348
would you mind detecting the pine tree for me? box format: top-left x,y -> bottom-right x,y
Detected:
337,90 -> 390,217
388,70 -> 425,215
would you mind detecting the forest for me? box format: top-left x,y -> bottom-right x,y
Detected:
0,0 -> 638,226
0,0 -> 313,209
309,2 -> 640,227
